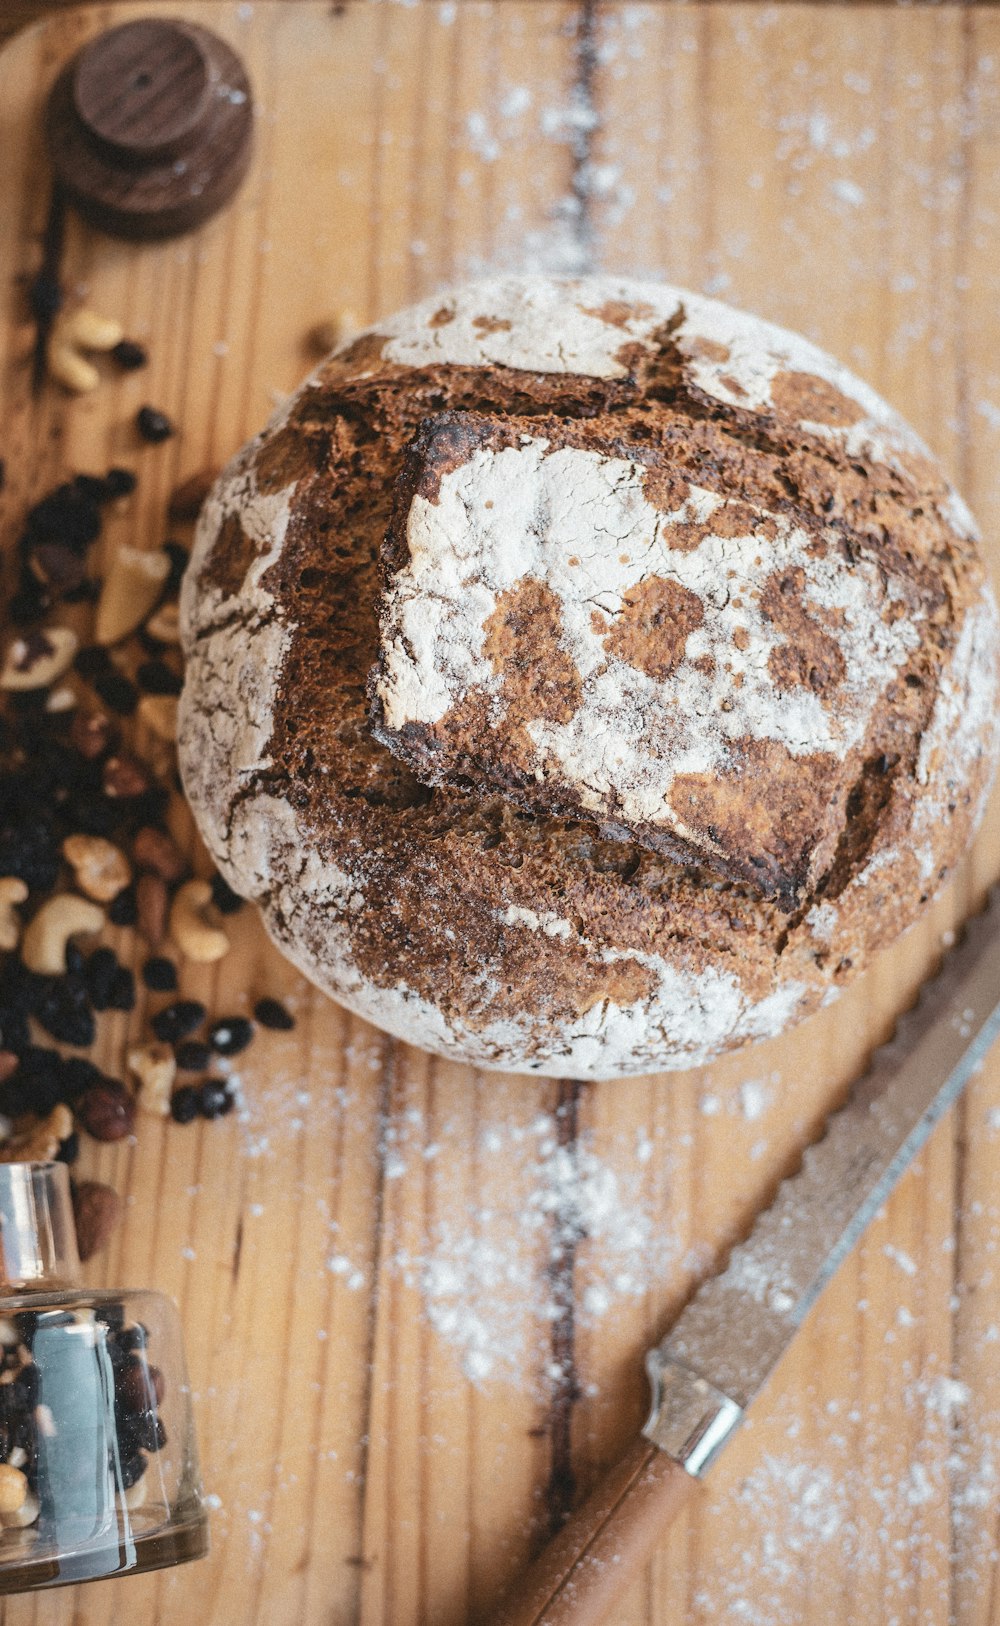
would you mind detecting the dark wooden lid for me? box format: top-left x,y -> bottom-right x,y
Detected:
46,19 -> 253,240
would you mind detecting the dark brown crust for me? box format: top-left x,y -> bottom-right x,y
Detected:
368,409 -> 949,908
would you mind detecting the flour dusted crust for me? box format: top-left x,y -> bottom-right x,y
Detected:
179,276 -> 1000,1080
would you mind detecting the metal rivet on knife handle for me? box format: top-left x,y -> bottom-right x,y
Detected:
483,885 -> 1000,1626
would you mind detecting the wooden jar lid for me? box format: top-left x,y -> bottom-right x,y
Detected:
45,19 -> 254,240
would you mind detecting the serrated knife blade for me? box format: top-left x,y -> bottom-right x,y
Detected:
644,886 -> 1000,1477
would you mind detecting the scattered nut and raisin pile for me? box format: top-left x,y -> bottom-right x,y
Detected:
0,456 -> 295,1262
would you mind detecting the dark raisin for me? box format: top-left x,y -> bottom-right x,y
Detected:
108,885 -> 138,927
111,340 -> 148,371
117,1453 -> 148,1489
35,978 -> 95,1047
83,946 -> 119,1010
136,660 -> 182,696
209,872 -> 244,916
58,1055 -> 104,1104
175,1040 -> 211,1072
28,271 -> 62,322
169,1085 -> 200,1125
103,467 -> 137,499
106,966 -> 136,1012
163,540 -> 189,594
13,1366 -> 39,1409
94,671 -> 139,715
136,1412 -> 167,1452
151,1000 -> 206,1044
136,406 -> 174,444
117,1324 -> 148,1354
253,998 -> 295,1031
209,1016 -> 253,1057
198,1079 -> 234,1120
56,1131 -> 79,1165
74,645 -> 112,681
141,957 -> 177,992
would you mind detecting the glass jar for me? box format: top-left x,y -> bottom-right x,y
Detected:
0,1161 -> 207,1593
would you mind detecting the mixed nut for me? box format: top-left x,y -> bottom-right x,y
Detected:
0,1304 -> 170,1545
0,457 -> 296,1255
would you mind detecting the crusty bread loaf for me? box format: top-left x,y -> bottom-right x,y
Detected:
179,276 -> 1000,1080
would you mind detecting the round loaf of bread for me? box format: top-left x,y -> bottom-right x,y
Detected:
178,276 -> 1000,1080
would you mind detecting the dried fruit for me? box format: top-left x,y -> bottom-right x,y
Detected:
145,603 -> 181,645
150,1001 -> 205,1044
47,308 -> 124,394
135,873 -> 168,948
0,879 -> 28,953
72,1180 -> 122,1261
141,957 -> 177,993
1,628 -> 78,692
127,1043 -> 175,1117
0,1104 -> 73,1163
253,997 -> 295,1031
136,406 -> 174,445
69,708 -> 115,760
94,545 -> 170,646
169,880 -> 229,963
102,754 -> 151,799
137,694 -> 177,742
76,1080 -> 135,1143
209,1016 -> 253,1057
132,826 -> 187,883
20,894 -> 106,975
62,834 -> 131,902
111,339 -> 147,371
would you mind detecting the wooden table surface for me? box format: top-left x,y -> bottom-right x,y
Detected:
2,4 -> 1000,1624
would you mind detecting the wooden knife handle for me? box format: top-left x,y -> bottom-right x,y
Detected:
482,1438 -> 696,1626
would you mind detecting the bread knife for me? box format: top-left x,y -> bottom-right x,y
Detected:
486,887 -> 1000,1626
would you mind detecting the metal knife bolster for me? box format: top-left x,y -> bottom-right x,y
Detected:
641,886 -> 1000,1480
643,1351 -> 744,1476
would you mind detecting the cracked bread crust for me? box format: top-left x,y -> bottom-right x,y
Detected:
178,276 -> 1000,1080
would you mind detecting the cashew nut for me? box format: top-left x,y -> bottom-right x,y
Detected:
0,1104 -> 73,1165
0,1489 -> 39,1529
0,880 -> 28,953
127,1043 -> 176,1117
46,307 -> 124,395
146,602 -> 181,644
0,1466 -> 27,1515
95,545 -> 170,646
20,895 -> 106,975
62,835 -> 132,903
1,627 -> 78,692
137,694 -> 178,742
169,879 -> 230,963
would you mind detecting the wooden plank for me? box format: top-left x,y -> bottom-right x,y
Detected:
1,6 -> 1000,1626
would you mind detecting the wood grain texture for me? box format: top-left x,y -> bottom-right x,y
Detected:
1,6 -> 999,1625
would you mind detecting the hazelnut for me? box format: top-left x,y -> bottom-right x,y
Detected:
133,826 -> 187,883
103,754 -> 152,799
70,709 -> 116,760
76,1081 -> 135,1144
72,1181 -> 123,1262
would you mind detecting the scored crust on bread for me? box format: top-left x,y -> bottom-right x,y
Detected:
179,276 -> 1000,1079
369,410 -> 930,907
